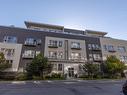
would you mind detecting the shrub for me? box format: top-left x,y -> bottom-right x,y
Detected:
15,73 -> 27,81
32,76 -> 42,80
45,75 -> 52,80
51,73 -> 61,78
47,73 -> 65,80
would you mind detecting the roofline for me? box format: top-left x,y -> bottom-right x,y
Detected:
24,21 -> 64,29
64,28 -> 84,32
0,25 -> 97,38
85,29 -> 107,35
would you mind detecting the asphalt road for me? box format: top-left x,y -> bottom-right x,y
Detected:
0,79 -> 125,95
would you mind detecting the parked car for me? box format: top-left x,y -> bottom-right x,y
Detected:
123,81 -> 127,95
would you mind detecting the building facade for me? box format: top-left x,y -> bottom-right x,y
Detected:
0,21 -> 126,78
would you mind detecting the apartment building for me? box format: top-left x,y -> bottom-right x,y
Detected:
0,21 -> 126,78
100,37 -> 127,63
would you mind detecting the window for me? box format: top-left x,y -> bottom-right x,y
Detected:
48,51 -> 57,59
118,46 -> 126,52
1,48 -> 15,57
89,54 -> 93,61
108,45 -> 114,51
3,36 -> 17,43
93,54 -> 101,60
104,45 -> 115,51
48,40 -> 57,47
25,38 -> 36,45
53,64 -> 57,71
120,55 -> 127,61
6,49 -> 15,57
36,39 -> 41,45
36,51 -> 40,56
92,44 -> 96,49
71,52 -> 81,59
88,44 -> 100,50
23,50 -> 35,58
95,44 -> 100,49
88,44 -> 92,50
58,64 -> 62,71
59,41 -> 63,47
57,52 -> 63,59
103,45 -> 108,51
71,42 -> 80,49
6,60 -> 13,64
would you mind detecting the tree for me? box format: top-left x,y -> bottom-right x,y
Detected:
83,62 -> 100,79
0,52 -> 11,71
26,53 -> 52,79
103,55 -> 126,78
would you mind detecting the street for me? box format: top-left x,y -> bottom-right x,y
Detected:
0,80 -> 125,95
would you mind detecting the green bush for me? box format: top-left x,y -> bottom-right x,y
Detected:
45,73 -> 65,80
45,75 -> 52,80
15,73 -> 27,81
78,75 -> 89,79
51,73 -> 61,78
32,76 -> 42,80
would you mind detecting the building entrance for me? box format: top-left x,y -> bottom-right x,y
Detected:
68,68 -> 74,78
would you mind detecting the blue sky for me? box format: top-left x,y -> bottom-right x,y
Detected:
0,0 -> 127,39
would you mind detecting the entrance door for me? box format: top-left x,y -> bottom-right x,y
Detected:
68,68 -> 74,78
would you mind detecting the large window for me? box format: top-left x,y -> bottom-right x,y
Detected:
93,54 -> 101,60
48,40 -> 57,47
120,55 -> 127,62
88,44 -> 92,50
3,36 -> 17,43
36,39 -> 41,45
89,54 -> 93,61
71,52 -> 81,59
88,44 -> 100,50
22,50 -> 35,58
71,42 -> 80,49
103,45 -> 115,52
25,38 -> 36,45
108,45 -> 114,51
58,64 -> 63,71
36,51 -> 40,56
59,41 -> 63,47
48,51 -> 57,59
118,46 -> 126,52
1,48 -> 15,57
57,52 -> 63,59
103,45 -> 108,51
53,64 -> 57,71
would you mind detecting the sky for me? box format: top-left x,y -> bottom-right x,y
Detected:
0,0 -> 127,40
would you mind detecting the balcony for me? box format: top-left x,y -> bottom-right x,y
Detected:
92,47 -> 101,51
48,45 -> 58,48
71,47 -> 81,50
93,58 -> 102,62
24,41 -> 36,46
48,58 -> 85,63
108,49 -> 116,52
22,54 -> 35,59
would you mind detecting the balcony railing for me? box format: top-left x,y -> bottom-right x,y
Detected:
92,47 -> 101,51
93,58 -> 102,62
22,54 -> 35,59
24,41 -> 36,46
71,47 -> 81,50
48,58 -> 85,63
48,45 -> 58,48
108,49 -> 116,52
